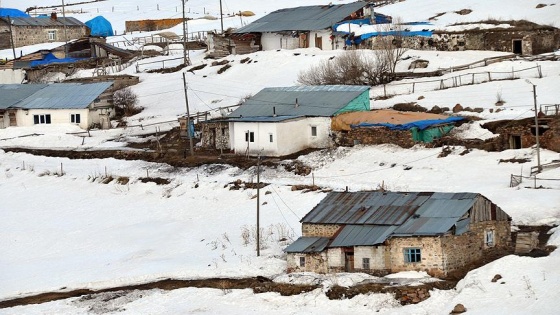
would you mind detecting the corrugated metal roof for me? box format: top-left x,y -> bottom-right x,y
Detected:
393,217 -> 459,236
455,218 -> 470,235
3,16 -> 85,27
234,1 -> 368,33
0,84 -> 47,109
284,237 -> 329,253
17,82 -> 113,109
331,225 -> 395,247
301,191 -> 434,225
225,115 -> 303,123
229,85 -> 369,118
0,82 -> 113,110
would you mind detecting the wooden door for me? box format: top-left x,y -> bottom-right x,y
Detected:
345,251 -> 354,272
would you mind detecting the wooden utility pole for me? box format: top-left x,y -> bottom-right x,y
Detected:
181,0 -> 188,65
526,79 -> 541,173
256,154 -> 261,257
61,0 -> 69,56
219,0 -> 224,34
182,72 -> 194,155
7,16 -> 16,60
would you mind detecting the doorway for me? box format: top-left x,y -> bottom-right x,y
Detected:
509,135 -> 522,149
512,40 -> 522,54
344,249 -> 354,272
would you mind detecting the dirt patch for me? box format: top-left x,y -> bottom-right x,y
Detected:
498,158 -> 531,164
139,177 -> 171,185
455,9 -> 472,15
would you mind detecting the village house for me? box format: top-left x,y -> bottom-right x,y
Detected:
331,109 -> 464,148
0,13 -> 88,49
0,82 -> 114,129
285,191 -> 511,277
214,85 -> 371,156
210,1 -> 374,56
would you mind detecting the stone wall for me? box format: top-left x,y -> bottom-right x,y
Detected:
125,18 -> 184,32
301,223 -> 341,237
333,128 -> 416,148
386,236 -> 445,277
200,121 -> 230,149
492,117 -> 560,152
12,25 -> 87,48
286,252 -> 327,273
540,118 -> 560,152
0,30 -> 10,50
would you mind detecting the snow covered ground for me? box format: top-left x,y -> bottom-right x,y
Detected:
1,0 -> 560,313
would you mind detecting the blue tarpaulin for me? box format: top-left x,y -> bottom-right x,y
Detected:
30,53 -> 86,67
351,116 -> 464,130
346,30 -> 433,46
85,16 -> 113,37
0,8 -> 29,17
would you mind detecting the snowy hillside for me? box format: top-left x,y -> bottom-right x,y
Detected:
1,0 -> 560,314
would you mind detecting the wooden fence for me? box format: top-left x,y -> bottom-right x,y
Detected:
379,65 -> 542,98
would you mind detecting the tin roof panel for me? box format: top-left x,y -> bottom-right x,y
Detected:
284,237 -> 329,253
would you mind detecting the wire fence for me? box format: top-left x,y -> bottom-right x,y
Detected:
377,65 -> 543,98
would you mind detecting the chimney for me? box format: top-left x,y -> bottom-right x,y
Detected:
51,12 -> 58,20
295,98 -> 299,108
273,106 -> 277,117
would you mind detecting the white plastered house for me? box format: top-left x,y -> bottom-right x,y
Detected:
0,82 -> 114,130
225,85 -> 371,157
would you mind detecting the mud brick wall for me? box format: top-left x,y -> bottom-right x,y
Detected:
333,128 -> 416,148
301,223 -> 341,237
125,18 -> 185,32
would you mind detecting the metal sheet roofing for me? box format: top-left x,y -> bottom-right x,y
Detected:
234,1 -> 368,33
301,191 -> 435,225
284,237 -> 329,253
228,85 -> 369,118
0,84 -> 47,109
225,115 -> 303,123
3,16 -> 85,27
331,225 -> 395,247
0,82 -> 112,110
393,217 -> 459,236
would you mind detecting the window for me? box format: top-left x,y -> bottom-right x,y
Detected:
33,114 -> 51,125
269,133 -> 273,142
245,131 -> 254,142
94,98 -> 101,103
404,248 -> 421,263
485,230 -> 495,247
71,114 -> 81,124
362,258 -> 370,269
311,126 -> 317,137
299,256 -> 305,267
221,128 -> 226,136
47,30 -> 57,41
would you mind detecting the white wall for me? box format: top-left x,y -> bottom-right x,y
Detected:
308,30 -> 338,50
327,248 -> 344,268
354,246 -> 387,270
230,117 -> 332,157
16,108 -> 91,129
261,33 -> 299,50
0,69 -> 26,84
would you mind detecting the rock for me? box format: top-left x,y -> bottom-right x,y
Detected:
491,274 -> 502,282
451,303 -> 467,314
453,104 -> 464,113
429,105 -> 443,114
473,107 -> 484,113
418,95 -> 425,100
408,59 -> 429,70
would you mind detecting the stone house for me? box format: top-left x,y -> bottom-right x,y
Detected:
285,191 -> 511,277
200,120 -> 230,150
222,85 -> 371,157
0,14 -> 88,49
331,109 -> 463,147
431,23 -> 560,55
482,116 -> 560,152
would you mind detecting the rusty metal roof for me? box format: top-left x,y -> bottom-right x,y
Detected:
284,237 -> 329,253
4,16 -> 85,27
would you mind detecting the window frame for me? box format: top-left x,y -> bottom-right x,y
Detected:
70,113 -> 81,124
245,131 -> 255,143
47,30 -> 57,41
299,256 -> 305,267
311,126 -> 317,137
403,248 -> 422,263
269,133 -> 273,143
33,114 -> 51,125
485,230 -> 495,247
362,257 -> 370,269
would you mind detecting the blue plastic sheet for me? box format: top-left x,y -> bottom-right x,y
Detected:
351,116 -> 464,130
85,16 -> 114,37
30,53 -> 86,67
0,8 -> 29,17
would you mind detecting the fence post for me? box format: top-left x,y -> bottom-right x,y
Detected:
439,80 -> 444,90
412,82 -> 415,93
383,84 -> 387,97
538,65 -> 542,78
472,73 -> 474,84
488,72 -> 491,82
